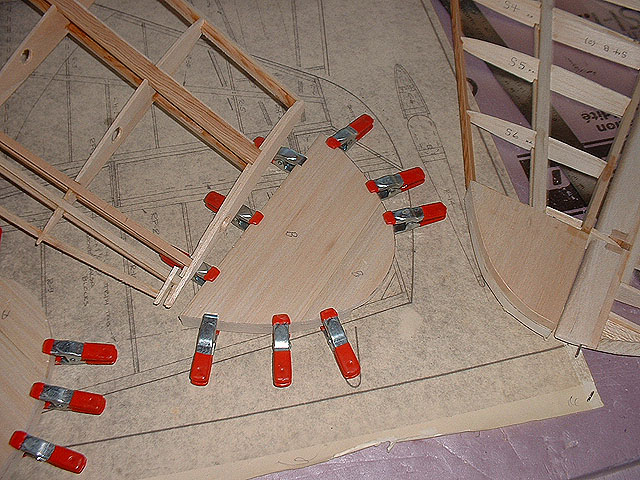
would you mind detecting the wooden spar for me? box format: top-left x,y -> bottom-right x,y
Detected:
601,0 -> 640,11
30,0 -> 260,166
462,38 -> 630,117
0,0 -> 94,108
163,100 -> 305,307
0,205 -> 159,297
0,132 -> 191,268
582,77 -> 640,233
0,155 -> 171,281
475,0 -> 640,69
467,111 -> 606,177
160,0 -> 297,108
37,20 -> 205,245
450,0 -> 475,188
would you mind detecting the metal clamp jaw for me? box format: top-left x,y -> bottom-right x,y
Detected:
366,167 -> 425,199
272,314 -> 292,388
30,382 -> 106,415
254,137 -> 307,173
326,114 -> 374,151
190,313 -> 219,386
42,339 -> 117,365
9,431 -> 87,474
319,308 -> 360,379
204,191 -> 264,230
383,202 -> 447,233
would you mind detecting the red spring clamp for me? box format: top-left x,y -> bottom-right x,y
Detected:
43,339 -> 117,365
366,167 -> 425,199
383,202 -> 447,233
204,191 -> 264,230
30,382 -> 106,415
326,114 -> 374,151
272,314 -> 292,388
9,431 -> 87,474
319,308 -> 360,379
254,137 -> 307,172
159,246 -> 189,269
190,313 -> 219,386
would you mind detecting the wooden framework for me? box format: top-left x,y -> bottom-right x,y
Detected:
452,0 -> 640,354
0,0 -> 303,307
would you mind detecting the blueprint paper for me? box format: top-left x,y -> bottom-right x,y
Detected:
0,0 -> 599,478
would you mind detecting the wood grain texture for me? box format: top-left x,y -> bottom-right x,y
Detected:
466,181 -> 588,334
38,20 -> 204,244
164,100 -> 304,307
161,0 -> 297,108
476,0 -> 640,68
0,279 -> 50,476
462,38 -> 630,116
180,136 -> 394,333
44,0 -> 260,166
468,111 -> 606,177
0,0 -> 94,107
451,0 -> 475,188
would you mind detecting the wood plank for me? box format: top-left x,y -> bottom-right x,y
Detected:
475,0 -> 640,68
164,100 -> 304,307
0,278 -> 50,473
162,0 -> 297,108
546,207 -> 583,229
0,132 -> 191,268
0,154 -> 171,281
462,38 -> 630,116
0,0 -> 94,107
468,111 -> 606,177
583,77 -> 640,232
616,283 -> 640,309
38,20 -> 204,244
180,135 -> 394,333
602,0 -> 640,11
451,0 -> 475,188
466,181 -> 588,334
0,204 -> 159,297
43,0 -> 260,166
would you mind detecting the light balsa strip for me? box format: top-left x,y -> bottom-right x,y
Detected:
468,111 -> 605,177
602,0 -> 640,11
616,283 -> 640,308
0,204 -> 159,297
463,38 -> 630,116
37,20 -> 204,244
0,0 -> 94,107
474,0 -> 640,68
545,207 -> 583,229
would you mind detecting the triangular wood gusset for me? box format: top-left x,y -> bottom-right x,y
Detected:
451,0 -> 640,355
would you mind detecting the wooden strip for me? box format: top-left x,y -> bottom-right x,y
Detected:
462,38 -> 630,116
38,20 -> 204,244
474,0 -> 540,27
154,266 -> 179,305
161,0 -> 297,108
468,111 -> 535,149
43,0 -> 260,165
553,8 -> 640,70
602,0 -> 640,11
0,205 -> 158,297
163,100 -> 304,307
475,0 -> 640,68
0,132 -> 191,267
451,0 -> 475,188
546,207 -> 583,229
583,76 -> 640,233
616,283 -> 640,308
550,65 -> 628,118
0,0 -> 94,107
0,155 -> 171,281
24,0 -> 247,170
468,111 -> 606,177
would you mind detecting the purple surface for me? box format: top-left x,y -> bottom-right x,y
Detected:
260,351 -> 640,479
261,2 -> 640,478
